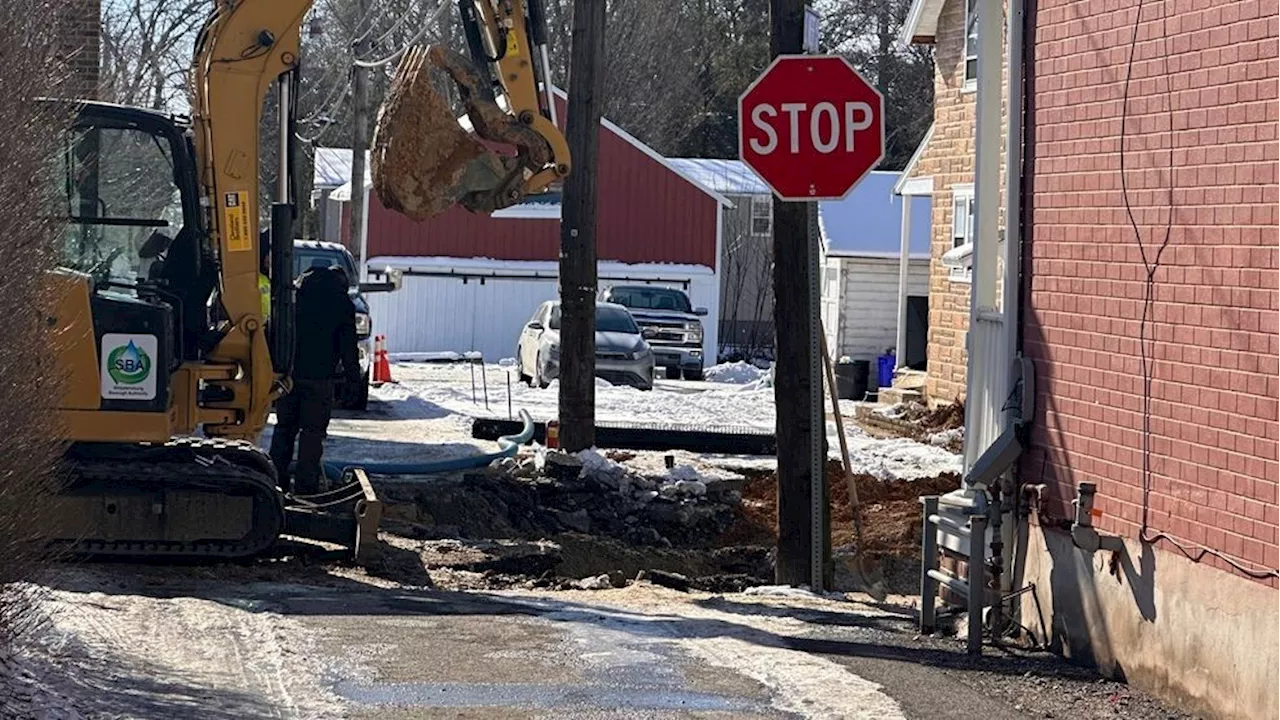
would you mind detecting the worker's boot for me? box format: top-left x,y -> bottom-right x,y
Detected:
369,45 -> 555,221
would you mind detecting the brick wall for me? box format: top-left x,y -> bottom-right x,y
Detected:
58,0 -> 100,99
909,0 -> 1011,403
1023,0 -> 1279,584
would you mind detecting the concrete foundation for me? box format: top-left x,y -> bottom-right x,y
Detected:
1017,526 -> 1279,720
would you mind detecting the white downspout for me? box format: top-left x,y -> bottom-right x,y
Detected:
959,0 -> 1005,478
358,180 -> 371,283
895,194 -> 912,370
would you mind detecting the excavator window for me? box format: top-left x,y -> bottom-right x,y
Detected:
54,124 -> 186,289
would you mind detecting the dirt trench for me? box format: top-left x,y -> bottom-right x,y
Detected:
362,451 -> 960,595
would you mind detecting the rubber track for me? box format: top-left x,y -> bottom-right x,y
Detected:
57,439 -> 286,560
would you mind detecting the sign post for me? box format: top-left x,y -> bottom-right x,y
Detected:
739,53 -> 884,591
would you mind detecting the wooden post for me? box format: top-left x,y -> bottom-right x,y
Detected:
769,0 -> 822,588
558,0 -> 606,452
348,0 -> 371,275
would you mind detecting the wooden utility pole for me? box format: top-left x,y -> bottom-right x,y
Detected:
558,0 -> 606,452
348,0 -> 371,275
769,0 -> 826,588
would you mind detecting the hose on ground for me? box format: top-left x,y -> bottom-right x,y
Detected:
321,409 -> 534,481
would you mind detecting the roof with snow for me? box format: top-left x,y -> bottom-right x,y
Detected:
312,147 -> 368,189
819,172 -> 932,259
666,158 -> 770,196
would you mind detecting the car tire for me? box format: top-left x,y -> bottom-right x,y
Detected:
664,366 -> 681,380
682,367 -> 704,382
339,369 -> 370,411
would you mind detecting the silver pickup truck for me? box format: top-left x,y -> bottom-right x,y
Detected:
598,284 -> 707,380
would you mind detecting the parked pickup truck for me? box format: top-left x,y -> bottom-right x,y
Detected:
598,284 -> 707,380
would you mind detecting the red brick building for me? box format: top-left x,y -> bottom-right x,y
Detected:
59,0 -> 100,99
904,0 -> 1278,716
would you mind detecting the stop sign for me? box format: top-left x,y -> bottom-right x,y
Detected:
738,55 -> 885,201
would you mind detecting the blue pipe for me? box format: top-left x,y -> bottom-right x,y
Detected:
322,410 -> 535,480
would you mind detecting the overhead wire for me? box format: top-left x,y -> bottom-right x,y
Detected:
353,0 -> 453,68
1120,0 -> 1279,580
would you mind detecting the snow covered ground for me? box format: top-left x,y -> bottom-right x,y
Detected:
343,361 -> 962,482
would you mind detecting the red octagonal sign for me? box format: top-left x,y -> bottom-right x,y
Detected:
739,55 -> 885,201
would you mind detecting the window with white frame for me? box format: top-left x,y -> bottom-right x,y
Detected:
964,0 -> 978,88
950,187 -> 974,283
750,195 -> 773,236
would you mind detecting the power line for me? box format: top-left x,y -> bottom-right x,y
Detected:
353,0 -> 452,68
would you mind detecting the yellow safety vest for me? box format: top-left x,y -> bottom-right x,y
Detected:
258,273 -> 271,319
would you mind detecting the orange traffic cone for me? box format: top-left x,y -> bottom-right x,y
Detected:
373,334 -> 395,385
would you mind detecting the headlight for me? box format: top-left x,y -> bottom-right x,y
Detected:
628,348 -> 650,360
355,312 -> 372,336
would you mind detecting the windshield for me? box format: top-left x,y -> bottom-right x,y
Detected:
596,306 -> 639,334
294,248 -> 358,288
548,306 -> 640,334
607,287 -> 691,313
54,125 -> 183,286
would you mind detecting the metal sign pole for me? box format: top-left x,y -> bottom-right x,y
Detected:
808,200 -> 826,592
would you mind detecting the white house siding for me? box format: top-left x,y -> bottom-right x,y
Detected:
825,256 -> 930,362
363,257 -> 720,364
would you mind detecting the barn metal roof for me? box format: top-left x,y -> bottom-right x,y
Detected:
312,147 -> 367,189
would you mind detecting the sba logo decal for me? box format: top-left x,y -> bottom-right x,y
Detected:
107,340 -> 151,385
100,334 -> 158,400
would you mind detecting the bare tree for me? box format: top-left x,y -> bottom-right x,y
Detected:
99,0 -> 208,109
1,0 -> 75,643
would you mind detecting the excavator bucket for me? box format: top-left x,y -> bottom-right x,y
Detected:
370,45 -> 555,221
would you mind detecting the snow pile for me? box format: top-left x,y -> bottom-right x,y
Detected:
704,361 -> 765,385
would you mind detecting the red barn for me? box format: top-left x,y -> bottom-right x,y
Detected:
326,88 -> 730,362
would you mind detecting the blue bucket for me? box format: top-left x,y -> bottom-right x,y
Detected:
876,354 -> 895,388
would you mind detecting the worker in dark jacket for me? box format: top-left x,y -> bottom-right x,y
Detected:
269,265 -> 361,495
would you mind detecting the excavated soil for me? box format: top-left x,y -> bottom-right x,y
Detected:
363,451 -> 961,596
729,460 -> 961,556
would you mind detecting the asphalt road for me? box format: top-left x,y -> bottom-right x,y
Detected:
24,564 -> 1193,720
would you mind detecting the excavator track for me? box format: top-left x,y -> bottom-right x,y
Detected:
51,438 -> 286,561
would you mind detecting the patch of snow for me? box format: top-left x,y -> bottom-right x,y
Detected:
390,351 -> 468,362
704,361 -> 765,385
0,649 -> 83,719
928,427 -> 964,449
873,402 -> 909,419
741,585 -> 844,600
574,574 -> 613,590
840,424 -> 962,481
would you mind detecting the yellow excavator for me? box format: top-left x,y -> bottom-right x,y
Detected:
43,0 -> 569,560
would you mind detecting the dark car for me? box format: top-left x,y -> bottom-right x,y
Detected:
598,284 -> 707,380
293,240 -> 372,410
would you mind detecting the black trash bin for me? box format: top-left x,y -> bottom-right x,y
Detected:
835,359 -> 870,401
